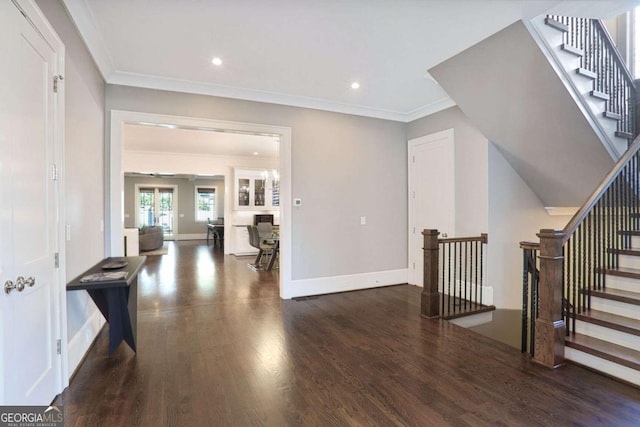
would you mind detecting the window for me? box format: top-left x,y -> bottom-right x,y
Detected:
195,186 -> 216,222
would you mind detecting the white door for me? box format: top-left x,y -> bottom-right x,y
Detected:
408,129 -> 455,286
0,1 -> 62,404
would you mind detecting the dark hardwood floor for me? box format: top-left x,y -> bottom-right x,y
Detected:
57,241 -> 640,426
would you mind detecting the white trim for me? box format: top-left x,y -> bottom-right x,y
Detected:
60,0 -> 115,79
176,233 -> 208,240
67,310 -> 104,377
108,71 -> 417,122
109,110 -> 293,298
544,207 -> 579,216
281,269 -> 408,300
404,96 -> 456,122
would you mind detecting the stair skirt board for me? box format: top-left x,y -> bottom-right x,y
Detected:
574,320 -> 640,353
565,347 -> 640,388
591,297 -> 640,320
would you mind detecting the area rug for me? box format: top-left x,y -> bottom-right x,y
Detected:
140,244 -> 169,256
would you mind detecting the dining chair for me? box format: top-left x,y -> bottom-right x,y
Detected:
247,225 -> 275,269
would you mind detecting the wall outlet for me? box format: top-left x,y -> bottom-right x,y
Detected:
66,225 -> 71,241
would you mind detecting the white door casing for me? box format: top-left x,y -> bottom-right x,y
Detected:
408,129 -> 455,286
0,0 -> 65,404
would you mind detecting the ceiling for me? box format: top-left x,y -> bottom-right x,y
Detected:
64,0 -> 636,122
124,123 -> 280,158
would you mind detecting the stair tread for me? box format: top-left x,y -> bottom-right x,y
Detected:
544,17 -> 569,32
604,111 -> 622,121
618,230 -> 640,235
561,43 -> 583,56
615,131 -> 634,139
566,333 -> 640,371
608,248 -> 640,256
576,68 -> 597,79
629,213 -> 640,219
576,309 -> 640,335
596,265 -> 640,279
591,90 -> 610,101
591,287 -> 640,306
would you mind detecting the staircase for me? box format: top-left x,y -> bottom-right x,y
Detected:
530,15 -> 635,158
566,229 -> 640,386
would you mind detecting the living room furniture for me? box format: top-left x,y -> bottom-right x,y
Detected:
139,226 -> 164,252
67,256 -> 146,354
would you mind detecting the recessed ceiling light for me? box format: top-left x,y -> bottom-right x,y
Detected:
253,152 -> 259,156
351,82 -> 360,90
212,57 -> 222,66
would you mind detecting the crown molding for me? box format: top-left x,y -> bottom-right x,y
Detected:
404,97 -> 457,122
62,0 -> 115,78
109,71 -> 433,122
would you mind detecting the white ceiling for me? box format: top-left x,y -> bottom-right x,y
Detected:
64,0 -> 636,122
124,123 -> 280,158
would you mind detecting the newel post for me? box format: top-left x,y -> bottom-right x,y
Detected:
421,229 -> 440,318
534,229 -> 565,368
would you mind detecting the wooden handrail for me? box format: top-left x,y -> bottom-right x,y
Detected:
519,241 -> 540,250
439,233 -> 487,244
593,19 -> 636,91
562,135 -> 640,243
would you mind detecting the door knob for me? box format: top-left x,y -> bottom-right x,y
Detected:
4,277 -> 27,294
4,280 -> 15,294
25,276 -> 35,287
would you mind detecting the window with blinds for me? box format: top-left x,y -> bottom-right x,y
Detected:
195,186 -> 216,222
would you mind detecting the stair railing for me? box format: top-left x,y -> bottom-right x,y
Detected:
421,230 -> 492,320
547,15 -> 637,139
522,135 -> 640,366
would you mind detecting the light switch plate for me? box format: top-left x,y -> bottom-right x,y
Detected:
360,216 -> 366,225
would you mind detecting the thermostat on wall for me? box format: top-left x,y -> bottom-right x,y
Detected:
293,198 -> 302,207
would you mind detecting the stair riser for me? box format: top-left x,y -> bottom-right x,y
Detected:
565,347 -> 640,387
591,297 -> 640,320
604,274 -> 640,293
617,254 -> 640,270
575,320 -> 640,352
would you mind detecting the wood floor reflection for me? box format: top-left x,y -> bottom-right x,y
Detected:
57,241 -> 640,426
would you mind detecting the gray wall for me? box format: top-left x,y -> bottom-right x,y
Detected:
36,0 -> 106,362
106,86 -> 408,279
124,176 -> 225,234
407,106 -> 489,236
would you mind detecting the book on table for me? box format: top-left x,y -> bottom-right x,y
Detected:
80,271 -> 128,283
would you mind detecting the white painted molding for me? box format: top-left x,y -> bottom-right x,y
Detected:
177,233 -> 208,240
544,207 -> 579,216
282,268 -> 408,300
61,0 -> 115,79
404,96 -> 457,122
67,309 -> 104,377
109,71 -> 420,122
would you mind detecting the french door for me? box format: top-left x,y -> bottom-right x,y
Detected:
137,186 -> 177,239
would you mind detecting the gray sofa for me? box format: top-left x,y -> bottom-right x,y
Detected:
139,226 -> 164,252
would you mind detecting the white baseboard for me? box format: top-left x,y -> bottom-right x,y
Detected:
176,233 -> 208,240
67,309 -> 104,376
282,268 -> 408,299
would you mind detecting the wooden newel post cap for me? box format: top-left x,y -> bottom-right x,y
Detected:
422,229 -> 439,236
536,229 -> 564,240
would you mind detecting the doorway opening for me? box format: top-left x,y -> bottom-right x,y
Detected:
109,111 -> 292,298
